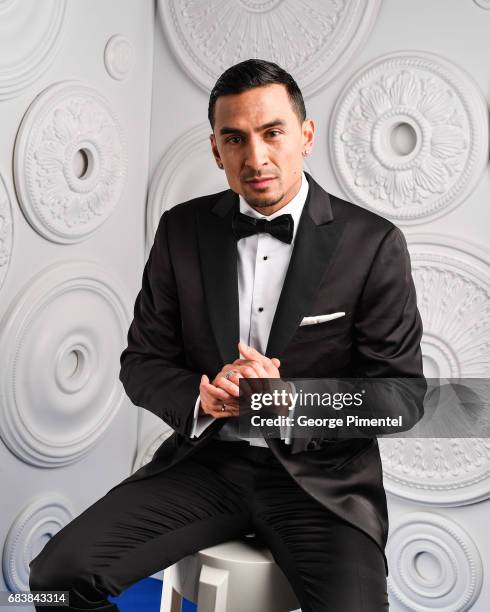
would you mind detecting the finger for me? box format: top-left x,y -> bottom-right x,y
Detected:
237,344 -> 280,377
238,360 -> 269,378
221,368 -> 244,383
208,402 -> 240,418
202,395 -> 239,417
238,341 -> 268,364
201,378 -> 234,402
233,360 -> 273,376
237,377 -> 255,402
225,362 -> 261,379
214,376 -> 240,397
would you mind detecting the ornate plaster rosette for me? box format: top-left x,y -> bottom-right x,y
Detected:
380,234 -> 490,506
104,35 -> 135,81
2,494 -> 75,592
159,0 -> 381,96
133,427 -> 175,472
0,0 -> 67,100
0,173 -> 13,291
386,512 -> 483,612
0,261 -> 130,467
330,52 -> 489,223
14,81 -> 127,243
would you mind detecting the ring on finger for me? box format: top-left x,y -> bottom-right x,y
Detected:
224,370 -> 237,381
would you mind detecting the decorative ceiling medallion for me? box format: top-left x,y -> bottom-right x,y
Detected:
330,52 -> 488,223
0,173 -> 13,291
104,35 -> 135,81
14,81 -> 127,244
2,494 -> 75,592
0,0 -> 67,100
158,0 -> 381,96
0,260 -> 130,467
380,234 -> 490,506
387,512 -> 483,612
409,234 -> 490,379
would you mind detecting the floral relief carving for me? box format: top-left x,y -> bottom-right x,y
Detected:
159,0 -> 381,96
412,253 -> 490,379
14,81 -> 127,243
331,53 -> 488,223
380,235 -> 490,506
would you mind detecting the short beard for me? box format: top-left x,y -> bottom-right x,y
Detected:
244,192 -> 285,210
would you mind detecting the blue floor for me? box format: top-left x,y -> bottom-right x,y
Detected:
108,577 -> 196,612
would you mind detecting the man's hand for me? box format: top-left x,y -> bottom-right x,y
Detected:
227,342 -> 294,417
199,342 -> 281,418
199,368 -> 242,418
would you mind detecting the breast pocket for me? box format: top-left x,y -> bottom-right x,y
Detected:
292,312 -> 353,343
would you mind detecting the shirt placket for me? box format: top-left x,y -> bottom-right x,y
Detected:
249,232 -> 269,354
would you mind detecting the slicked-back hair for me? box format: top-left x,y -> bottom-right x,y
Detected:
208,59 -> 306,131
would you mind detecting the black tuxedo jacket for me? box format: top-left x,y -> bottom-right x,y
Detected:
110,171 -> 426,575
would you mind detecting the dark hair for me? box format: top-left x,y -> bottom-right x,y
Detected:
208,59 -> 306,130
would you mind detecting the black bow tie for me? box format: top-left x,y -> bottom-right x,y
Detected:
232,211 -> 294,244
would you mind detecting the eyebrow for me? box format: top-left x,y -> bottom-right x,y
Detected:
219,119 -> 286,136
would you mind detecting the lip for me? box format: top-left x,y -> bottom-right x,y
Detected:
245,177 -> 276,189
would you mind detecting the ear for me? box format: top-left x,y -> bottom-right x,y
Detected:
210,133 -> 222,166
302,118 -> 315,151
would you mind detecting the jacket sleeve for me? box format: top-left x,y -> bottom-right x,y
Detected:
119,210 -> 201,437
285,226 -> 427,453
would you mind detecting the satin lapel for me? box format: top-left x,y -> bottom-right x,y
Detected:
265,176 -> 346,359
197,190 -> 240,365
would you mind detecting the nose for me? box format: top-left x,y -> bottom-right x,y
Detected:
244,135 -> 269,173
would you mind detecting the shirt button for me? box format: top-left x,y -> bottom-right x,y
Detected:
263,256 -> 268,260
258,307 -> 264,312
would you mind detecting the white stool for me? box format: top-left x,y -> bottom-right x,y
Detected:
159,534 -> 300,612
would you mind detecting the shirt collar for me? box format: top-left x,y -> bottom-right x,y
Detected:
238,170 -> 309,243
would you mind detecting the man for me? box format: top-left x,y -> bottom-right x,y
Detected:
29,59 -> 425,611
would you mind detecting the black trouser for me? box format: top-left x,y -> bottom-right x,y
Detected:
28,439 -> 389,611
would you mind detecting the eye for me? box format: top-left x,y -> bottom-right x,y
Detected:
226,136 -> 242,144
267,130 -> 281,137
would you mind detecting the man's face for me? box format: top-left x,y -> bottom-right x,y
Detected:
210,83 -> 314,215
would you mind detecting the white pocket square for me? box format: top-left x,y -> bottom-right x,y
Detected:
300,312 -> 346,326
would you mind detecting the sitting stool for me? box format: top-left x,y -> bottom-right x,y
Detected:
160,533 -> 300,612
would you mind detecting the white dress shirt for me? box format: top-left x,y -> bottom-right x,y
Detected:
191,170 -> 309,446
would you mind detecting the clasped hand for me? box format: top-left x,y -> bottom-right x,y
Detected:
199,341 -> 284,418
